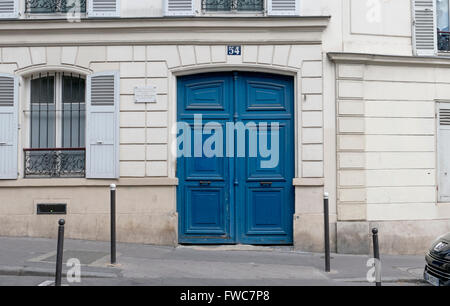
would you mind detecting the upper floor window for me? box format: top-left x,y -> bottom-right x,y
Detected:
202,0 -> 264,12
165,0 -> 299,16
25,0 -> 86,14
0,0 -> 119,18
437,0 -> 450,51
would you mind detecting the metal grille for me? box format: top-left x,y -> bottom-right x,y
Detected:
438,31 -> 450,51
24,148 -> 85,178
202,0 -> 264,11
26,0 -> 86,13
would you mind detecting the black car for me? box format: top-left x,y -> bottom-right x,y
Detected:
424,233 -> 450,286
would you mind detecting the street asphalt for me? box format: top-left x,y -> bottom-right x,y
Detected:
0,236 -> 429,286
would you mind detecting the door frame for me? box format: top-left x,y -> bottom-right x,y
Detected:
171,65 -> 300,244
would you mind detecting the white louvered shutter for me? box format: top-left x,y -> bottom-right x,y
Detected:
439,103 -> 450,201
0,0 -> 18,18
86,72 -> 119,179
413,0 -> 437,56
165,0 -> 194,16
0,74 -> 18,179
88,0 -> 120,17
268,0 -> 299,16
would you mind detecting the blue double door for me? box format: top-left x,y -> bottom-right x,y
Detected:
177,72 -> 294,244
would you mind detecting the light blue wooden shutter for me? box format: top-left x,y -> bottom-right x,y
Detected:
413,0 -> 437,56
439,103 -> 450,201
0,74 -> 18,179
268,0 -> 299,16
86,72 -> 119,179
165,0 -> 194,16
88,0 -> 120,17
0,0 -> 18,18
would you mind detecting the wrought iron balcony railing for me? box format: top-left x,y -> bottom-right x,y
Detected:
24,148 -> 86,178
26,0 -> 86,14
438,31 -> 450,52
202,0 -> 264,11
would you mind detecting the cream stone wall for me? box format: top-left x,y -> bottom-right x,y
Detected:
0,181 -> 178,245
331,53 -> 450,254
0,15 -> 329,247
0,43 -> 326,180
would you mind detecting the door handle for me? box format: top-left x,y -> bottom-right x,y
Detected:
199,181 -> 211,186
260,182 -> 273,187
96,140 -> 103,144
0,142 -> 6,146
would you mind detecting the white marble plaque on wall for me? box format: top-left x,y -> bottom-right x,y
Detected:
134,85 -> 157,103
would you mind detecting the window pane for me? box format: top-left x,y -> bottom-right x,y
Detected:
203,0 -> 264,11
62,75 -> 86,148
203,0 -> 233,11
30,76 -> 56,148
27,0 -> 87,13
31,76 -> 54,104
437,0 -> 450,51
236,0 -> 263,11
62,75 -> 85,103
437,0 -> 449,31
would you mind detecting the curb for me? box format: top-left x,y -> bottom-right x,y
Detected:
0,266 -> 117,279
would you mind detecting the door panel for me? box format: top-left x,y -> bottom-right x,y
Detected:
236,73 -> 294,244
178,74 -> 233,243
177,72 -> 294,245
185,186 -> 228,234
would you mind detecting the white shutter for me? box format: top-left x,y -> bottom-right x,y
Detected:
165,0 -> 194,16
88,0 -> 120,17
412,0 -> 437,56
0,74 -> 18,179
268,0 -> 299,16
0,0 -> 18,18
86,72 -> 119,179
439,103 -> 450,201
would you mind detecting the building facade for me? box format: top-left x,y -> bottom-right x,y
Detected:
0,0 -> 449,255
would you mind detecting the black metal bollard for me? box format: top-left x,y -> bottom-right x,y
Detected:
323,192 -> 331,272
55,219 -> 65,286
110,184 -> 117,265
372,228 -> 381,286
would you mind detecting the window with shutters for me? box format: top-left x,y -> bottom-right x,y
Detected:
24,73 -> 86,178
438,102 -> 450,201
166,0 -> 298,16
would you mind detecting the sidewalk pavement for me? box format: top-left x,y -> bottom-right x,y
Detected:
0,236 -> 428,286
